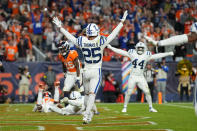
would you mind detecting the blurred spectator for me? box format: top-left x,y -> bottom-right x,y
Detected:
44,24 -> 55,52
155,58 -> 168,103
26,50 -> 36,62
103,72 -> 117,103
31,8 -> 44,48
17,38 -> 29,62
18,65 -> 31,103
5,37 -> 18,62
45,52 -> 54,61
102,49 -> 111,62
43,65 -> 56,96
144,63 -> 156,102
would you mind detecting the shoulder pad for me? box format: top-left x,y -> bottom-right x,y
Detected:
128,49 -> 135,54
99,36 -> 107,46
146,51 -> 152,56
77,36 -> 83,47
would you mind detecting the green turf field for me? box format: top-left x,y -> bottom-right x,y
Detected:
0,103 -> 197,131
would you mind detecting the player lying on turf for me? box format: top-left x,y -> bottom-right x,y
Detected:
52,10 -> 128,124
144,22 -> 197,47
33,81 -> 61,113
49,91 -> 99,115
107,42 -> 174,113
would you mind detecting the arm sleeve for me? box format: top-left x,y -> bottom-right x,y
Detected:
104,22 -> 123,47
159,34 -> 188,46
107,45 -> 130,57
148,52 -> 173,61
60,27 -> 77,45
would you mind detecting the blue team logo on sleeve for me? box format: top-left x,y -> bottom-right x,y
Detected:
77,36 -> 83,47
99,36 -> 107,46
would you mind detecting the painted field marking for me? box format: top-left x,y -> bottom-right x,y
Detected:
164,104 -> 193,109
0,125 -> 45,130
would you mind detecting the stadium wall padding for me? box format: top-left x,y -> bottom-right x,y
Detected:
0,62 -> 195,102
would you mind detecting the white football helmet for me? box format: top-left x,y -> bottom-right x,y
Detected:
86,23 -> 100,36
69,91 -> 81,100
135,42 -> 147,55
190,22 -> 197,34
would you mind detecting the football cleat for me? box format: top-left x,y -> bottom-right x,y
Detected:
149,108 -> 158,112
122,107 -> 127,113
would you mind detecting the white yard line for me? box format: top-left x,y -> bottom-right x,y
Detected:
164,103 -> 194,109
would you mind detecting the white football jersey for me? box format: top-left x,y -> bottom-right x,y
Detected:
128,49 -> 152,76
76,35 -> 107,69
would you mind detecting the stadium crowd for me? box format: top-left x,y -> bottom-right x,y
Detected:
0,0 -> 197,62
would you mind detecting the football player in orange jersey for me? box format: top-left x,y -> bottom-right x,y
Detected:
58,41 -> 81,99
33,81 -> 61,113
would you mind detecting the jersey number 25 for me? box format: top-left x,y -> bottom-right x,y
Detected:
82,47 -> 101,64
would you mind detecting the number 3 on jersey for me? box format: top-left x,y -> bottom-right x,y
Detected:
82,47 -> 101,64
132,59 -> 145,69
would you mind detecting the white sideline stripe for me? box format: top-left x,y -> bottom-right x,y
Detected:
37,126 -> 45,130
14,108 -> 19,111
164,104 -> 193,109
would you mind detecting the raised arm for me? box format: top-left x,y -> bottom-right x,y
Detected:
107,44 -> 130,57
52,17 -> 77,45
144,35 -> 188,46
148,52 -> 174,61
104,11 -> 128,47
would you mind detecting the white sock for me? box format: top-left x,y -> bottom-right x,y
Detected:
37,89 -> 43,105
145,93 -> 153,109
85,94 -> 95,120
84,94 -> 89,108
123,92 -> 130,108
54,86 -> 59,102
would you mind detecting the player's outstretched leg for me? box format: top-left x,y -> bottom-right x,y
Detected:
144,91 -> 157,112
122,91 -> 130,113
83,93 -> 95,124
122,80 -> 136,113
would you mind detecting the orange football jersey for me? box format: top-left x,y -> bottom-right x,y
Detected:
58,50 -> 79,73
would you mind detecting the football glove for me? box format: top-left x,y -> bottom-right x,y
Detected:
52,17 -> 62,28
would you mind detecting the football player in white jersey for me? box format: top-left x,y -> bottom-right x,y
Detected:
107,42 -> 174,113
52,10 -> 128,124
50,91 -> 99,115
144,22 -> 197,47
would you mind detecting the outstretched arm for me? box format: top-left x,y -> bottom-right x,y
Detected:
144,35 -> 188,46
148,52 -> 174,61
52,17 -> 77,45
107,44 -> 130,57
104,11 -> 128,47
